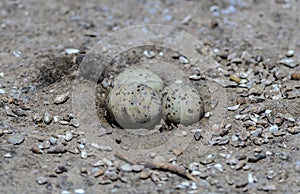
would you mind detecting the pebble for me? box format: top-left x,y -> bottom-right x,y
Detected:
120,164 -> 132,172
241,103 -> 266,114
43,112 -> 52,125
131,165 -> 144,172
286,126 -> 300,134
247,152 -> 266,163
47,145 -> 66,154
0,89 -> 6,94
229,75 -> 241,83
33,113 -> 43,124
179,56 -> 189,64
55,166 -> 68,174
74,189 -> 85,194
189,75 -> 201,81
284,113 -> 295,122
37,176 -> 48,185
49,137 -> 57,145
214,163 -> 223,171
39,141 -> 50,149
103,158 -> 113,167
8,134 -> 25,145
70,118 -> 80,128
5,106 -> 18,117
105,170 -> 118,181
65,131 -> 73,141
172,148 -> 182,156
98,177 -> 112,185
4,153 -> 13,158
94,169 -> 104,177
228,104 -> 240,111
286,50 -> 294,57
194,130 -> 202,141
31,147 -> 43,154
277,58 -> 298,68
249,84 -> 264,95
53,116 -> 60,123
291,72 -> 300,80
65,48 -> 79,55
54,92 -> 69,104
143,50 -> 155,58
262,184 -> 277,191
81,150 -> 87,159
200,154 -> 216,165
139,171 -> 151,179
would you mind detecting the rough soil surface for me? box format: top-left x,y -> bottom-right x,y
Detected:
0,0 -> 299,193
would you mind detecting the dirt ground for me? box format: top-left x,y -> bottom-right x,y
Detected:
0,0 -> 299,193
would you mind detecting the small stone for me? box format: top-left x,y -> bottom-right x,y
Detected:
181,131 -> 188,137
241,103 -> 266,114
33,114 -> 43,124
65,48 -> 79,55
65,131 -> 73,141
277,58 -> 298,68
228,104 -> 240,111
37,176 -> 48,185
189,74 -> 201,81
132,165 -> 144,172
3,153 -> 13,158
194,130 -> 202,141
12,108 -> 27,117
0,89 -> 6,94
139,171 -> 151,179
143,50 -> 155,58
39,141 -> 50,149
179,56 -> 189,64
47,145 -> 66,154
286,50 -> 294,57
284,113 -> 295,122
262,184 -> 277,191
81,150 -> 87,159
43,112 -> 52,125
120,164 -> 132,172
214,163 -> 223,171
94,169 -> 104,177
70,119 -> 80,128
229,75 -> 241,83
249,84 -> 264,95
5,106 -> 18,117
52,116 -> 60,123
74,189 -> 85,194
291,72 -> 300,80
172,148 -> 182,156
200,154 -> 216,165
103,158 -> 113,167
247,152 -> 266,163
49,137 -> 57,145
31,147 -> 43,154
55,166 -> 68,174
105,170 -> 118,181
98,177 -> 112,185
54,92 -> 69,104
286,126 -> 300,134
8,134 -> 25,145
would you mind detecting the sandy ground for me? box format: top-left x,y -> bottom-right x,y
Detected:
0,0 -> 299,193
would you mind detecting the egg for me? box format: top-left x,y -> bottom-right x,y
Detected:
113,68 -> 164,93
106,83 -> 162,129
161,83 -> 204,126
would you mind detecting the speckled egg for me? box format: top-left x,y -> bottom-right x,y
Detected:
113,68 -> 164,93
106,83 -> 162,129
161,83 -> 204,126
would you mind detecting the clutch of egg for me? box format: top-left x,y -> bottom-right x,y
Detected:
106,68 -> 204,129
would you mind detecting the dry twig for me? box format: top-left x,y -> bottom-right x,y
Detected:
114,150 -> 198,183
